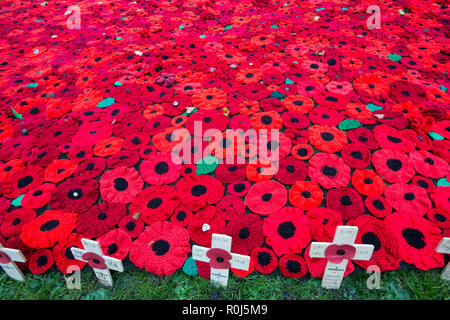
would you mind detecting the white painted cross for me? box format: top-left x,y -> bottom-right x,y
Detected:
192,233 -> 250,286
309,226 -> 374,289
0,244 -> 26,282
436,237 -> 450,281
71,238 -> 124,287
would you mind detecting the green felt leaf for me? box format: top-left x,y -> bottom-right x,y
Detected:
429,131 -> 444,140
12,195 -> 24,207
366,103 -> 383,112
11,107 -> 22,119
437,178 -> 450,187
196,156 -> 219,174
25,83 -> 38,88
96,97 -> 115,108
338,119 -> 361,130
285,78 -> 295,85
388,53 -> 402,62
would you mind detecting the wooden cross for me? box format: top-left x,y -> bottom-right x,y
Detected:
192,234 -> 250,286
71,238 -> 124,287
309,226 -> 374,289
436,237 -> 450,281
0,244 -> 26,282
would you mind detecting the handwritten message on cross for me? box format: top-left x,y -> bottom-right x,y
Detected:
192,233 -> 250,286
309,225 -> 374,289
0,244 -> 26,282
436,237 -> 450,281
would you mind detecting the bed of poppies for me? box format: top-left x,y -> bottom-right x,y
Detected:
0,0 -> 449,283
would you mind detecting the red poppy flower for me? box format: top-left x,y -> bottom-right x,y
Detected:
324,244 -> 356,264
385,183 -> 432,216
176,175 -> 224,212
372,149 -> 415,184
308,125 -> 347,153
49,177 -> 99,212
385,212 -> 444,270
44,159 -> 77,183
279,254 -> 307,278
291,143 -> 313,160
0,208 -> 36,238
107,150 -> 140,169
81,252 -> 107,270
308,107 -> 343,126
170,204 -> 193,228
373,124 -> 415,153
94,137 -> 123,157
24,146 -> 60,168
140,152 -> 182,186
364,195 -> 392,219
430,187 -> 450,214
72,121 -> 113,148
351,170 -> 386,196
192,88 -> 227,110
20,210 -> 78,249
53,233 -> 87,273
353,72 -> 390,96
76,202 -> 126,238
426,208 -> 450,230
274,156 -> 307,185
246,158 -> 277,182
288,181 -> 323,211
215,162 -> 247,183
152,127 -> 188,153
223,214 -> 264,255
251,247 -> 278,274
2,166 -> 44,199
139,145 -> 158,160
347,127 -> 379,150
250,111 -> 283,131
281,111 -> 309,129
28,249 -> 54,275
100,167 -> 143,204
129,221 -> 190,276
306,207 -> 342,242
326,187 -> 364,221
308,152 -> 350,189
411,176 -> 435,193
123,133 -> 150,150
304,244 -> 355,278
0,159 -> 25,183
185,109 -> 229,137
245,180 -> 287,216
227,181 -> 251,197
341,143 -> 371,169
118,215 -> 145,239
215,194 -> 245,221
20,182 -> 55,208
187,206 -> 225,247
263,206 -> 311,256
143,115 -> 171,136
98,229 -> 132,260
282,95 -> 314,114
409,150 -> 449,179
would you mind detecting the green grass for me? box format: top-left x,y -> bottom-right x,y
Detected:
0,267 -> 448,300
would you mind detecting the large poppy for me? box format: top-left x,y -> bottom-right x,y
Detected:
308,152 -> 350,189
49,177 -> 99,212
326,187 -> 364,221
372,149 -> 415,183
245,180 -> 287,215
251,247 -> 278,274
187,206 -> 225,247
409,150 -> 449,179
192,88 -> 227,110
176,175 -> 224,212
373,124 -> 415,153
170,204 -> 194,228
107,150 -> 140,169
76,202 -> 127,238
308,125 -> 347,153
274,156 -> 307,185
385,183 -> 432,216
223,214 -> 264,255
2,166 -> 44,199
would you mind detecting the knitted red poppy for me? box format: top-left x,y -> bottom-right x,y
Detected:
308,106 -> 343,126
28,249 -> 54,275
118,215 -> 145,239
246,158 -> 276,183
385,183 -> 432,216
99,167 -> 143,204
21,183 -> 56,209
308,152 -> 350,189
0,159 -> 25,183
170,204 -> 193,228
430,187 -> 450,214
281,111 -> 309,129
289,181 -> 323,211
20,210 -> 78,249
98,228 -> 132,260
385,212 -> 444,270
129,221 -> 190,276
185,109 -> 229,137
123,133 -> 150,150
351,169 -> 386,196
409,150 -> 449,179
152,127 -> 188,153
176,175 -> 224,212
107,150 -> 140,169
348,215 -> 400,272
138,145 -> 158,160
372,149 -> 415,184
0,208 -> 36,238
263,206 -> 311,256
251,247 -> 278,274
326,187 -> 364,221
67,146 -> 93,164
341,143 -> 371,169
364,195 -> 392,219
250,111 -> 283,131
2,166 -> 44,199
309,125 -> 347,153
24,145 -> 60,168
49,177 -> 99,212
129,185 -> 180,225
216,195 -> 245,221
274,156 -> 307,185
373,124 -> 415,153
227,181 -> 251,197
73,157 -> 106,179
411,176 -> 435,194
187,206 -> 225,247
426,208 -> 450,230
44,159 -> 77,183
215,162 -> 247,183
291,143 -> 313,161
5,235 -> 34,271
76,202 -> 126,238
347,127 -> 379,150
279,254 -> 307,278
245,180 -> 287,215
304,244 -> 355,278
305,207 -> 342,242
223,214 -> 264,255
140,152 -> 182,185
94,137 -> 124,157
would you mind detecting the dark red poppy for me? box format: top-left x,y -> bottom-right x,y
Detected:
341,143 -> 371,169
24,145 -> 60,168
2,166 -> 44,199
223,214 -> 264,255
215,162 -> 247,183
76,202 -> 126,238
118,215 -> 145,239
274,156 -> 307,185
28,249 -> 54,275
372,149 -> 415,183
176,175 -> 224,212
326,187 -> 364,221
364,195 -> 392,219
347,127 -> 379,150
251,247 -> 278,274
291,143 -> 313,160
309,106 -> 343,126
138,145 -> 158,160
123,133 -> 150,150
49,177 -> 99,212
53,233 -> 87,273
373,124 -> 415,153
305,207 -> 342,242
107,150 -> 140,168
98,228 -> 132,260
304,244 -> 355,279
73,157 -> 106,179
216,195 -> 245,221
99,167 -> 143,204
227,181 -> 251,197
0,208 -> 36,238
412,176 -> 435,193
426,208 -> 450,230
245,180 -> 287,216
82,252 -> 107,270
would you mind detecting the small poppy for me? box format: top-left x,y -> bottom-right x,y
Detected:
308,152 -> 351,190
44,159 -> 78,183
73,157 -> 106,179
176,175 -> 224,212
227,181 -> 251,197
279,254 -> 308,278
21,183 -> 56,209
308,125 -> 347,153
187,206 -> 225,247
351,169 -> 386,196
291,143 -> 313,160
341,143 -> 371,169
372,149 -> 415,184
326,187 -> 364,221
118,215 -> 145,239
28,249 -> 54,275
306,207 -> 342,242
251,247 -> 278,274
0,208 -> 36,238
99,167 -> 143,204
98,228 -> 132,260
245,180 -> 287,216
223,214 -> 264,255
385,183 -> 432,216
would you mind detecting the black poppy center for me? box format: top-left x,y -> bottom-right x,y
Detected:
372,199 -> 385,210
261,193 -> 272,202
386,158 -> 402,171
404,192 -> 415,201
238,227 -> 250,239
191,185 -> 207,196
340,195 -> 353,206
114,178 -> 128,191
64,246 -> 75,260
297,148 -> 307,157
147,198 -> 163,209
12,218 -> 21,226
152,239 -> 170,256
261,116 -> 273,125
257,251 -> 272,266
424,157 -> 435,165
286,260 -> 301,273
401,228 -> 426,249
155,162 -> 169,174
301,190 -> 311,198
67,188 -> 83,200
97,212 -> 107,220
350,151 -> 363,160
107,243 -> 118,255
361,232 -> 382,251
36,255 -> 48,267
321,166 -> 337,178
320,132 -> 334,141
176,211 -> 187,221
387,136 -> 402,143
277,221 -> 296,239
17,176 -> 33,189
126,221 -> 136,230
40,219 -> 60,232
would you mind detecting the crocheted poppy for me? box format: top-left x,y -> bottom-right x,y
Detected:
373,124 -> 415,153
263,206 -> 311,256
306,207 -> 343,242
227,181 -> 251,197
129,185 -> 180,225
129,221 -> 190,276
144,115 -> 171,136
94,137 -> 123,157
140,152 -> 182,185
326,188 -> 364,221
76,202 -> 126,238
176,175 -> 224,212
364,195 -> 392,219
67,146 -> 93,164
281,111 -> 309,129
289,181 -> 323,211
25,146 -> 60,168
107,150 -> 140,169
73,157 -> 106,179
245,180 -> 287,216
246,158 -> 276,183
411,176 -> 435,194
216,195 -> 245,221
308,153 -> 350,189
251,247 -> 278,274
308,125 -> 347,153
347,127 -> 379,150
304,244 -> 355,279
430,187 -> 450,214
181,164 -> 196,177
192,88 -> 227,110
187,206 -> 225,247
123,133 -> 150,150
223,214 -> 264,255
49,177 -> 99,212
2,166 -> 44,199
250,111 -> 283,131
20,210 -> 78,249
98,229 -> 132,260
309,107 -> 343,126
28,249 -> 54,275
0,159 -> 25,183
215,162 -> 247,183
185,109 -> 229,137
372,149 -> 415,184
52,233 -> 86,273
0,208 -> 36,238
170,205 -> 193,228
274,156 -> 307,185
99,167 -> 143,204
341,143 -> 371,169
118,215 -> 145,239
409,150 -> 449,179
351,169 -> 386,196
426,208 -> 450,230
385,212 -> 444,270
44,159 -> 78,183
139,145 -> 158,160
291,143 -> 313,161
279,254 -> 307,278
283,95 -> 314,114
385,183 -> 432,216
348,215 -> 400,272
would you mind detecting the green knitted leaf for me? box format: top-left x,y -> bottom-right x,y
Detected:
96,97 -> 115,108
12,195 -> 24,207
196,156 -> 218,174
437,178 -> 450,187
366,103 -> 383,112
388,53 -> 402,62
11,107 -> 22,119
429,131 -> 444,140
270,91 -> 287,99
285,78 -> 295,85
338,119 -> 361,130
182,257 -> 198,276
